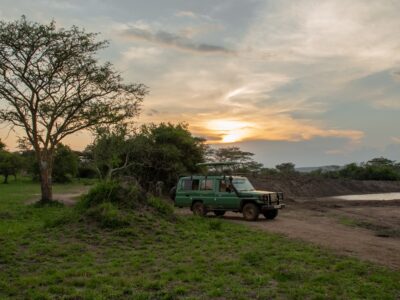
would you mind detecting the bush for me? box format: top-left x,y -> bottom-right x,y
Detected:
79,180 -> 146,209
78,163 -> 98,179
85,202 -> 130,229
78,180 -> 175,228
52,144 -> 79,183
147,197 -> 174,216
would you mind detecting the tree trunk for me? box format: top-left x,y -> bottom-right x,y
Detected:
39,156 -> 53,203
3,174 -> 8,184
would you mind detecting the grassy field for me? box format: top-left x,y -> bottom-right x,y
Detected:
0,178 -> 399,299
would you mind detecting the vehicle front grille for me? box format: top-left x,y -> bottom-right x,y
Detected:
262,193 -> 283,205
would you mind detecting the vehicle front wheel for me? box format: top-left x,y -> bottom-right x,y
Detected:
263,209 -> 278,220
192,202 -> 207,216
242,203 -> 260,221
214,210 -> 225,217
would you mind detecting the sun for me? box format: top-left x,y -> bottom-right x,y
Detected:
207,120 -> 253,143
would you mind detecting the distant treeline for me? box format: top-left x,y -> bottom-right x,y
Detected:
1,134 -> 399,187
255,158 -> 400,181
308,158 -> 400,181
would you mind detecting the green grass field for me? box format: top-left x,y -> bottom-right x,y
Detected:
0,178 -> 399,299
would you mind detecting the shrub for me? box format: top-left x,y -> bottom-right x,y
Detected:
79,181 -> 120,208
79,180 -> 146,209
147,197 -> 174,216
78,180 -> 175,228
85,202 -> 130,229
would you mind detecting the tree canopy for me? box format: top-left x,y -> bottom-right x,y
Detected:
0,149 -> 22,183
88,123 -> 206,189
0,17 -> 147,202
275,162 -> 296,174
52,144 -> 79,183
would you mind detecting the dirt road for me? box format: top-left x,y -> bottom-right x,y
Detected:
178,199 -> 400,269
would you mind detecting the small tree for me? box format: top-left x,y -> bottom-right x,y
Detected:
0,139 -> 5,151
212,147 -> 254,163
276,162 -> 296,174
366,157 -> 396,167
0,17 -> 147,202
89,126 -> 134,181
209,146 -> 263,172
52,144 -> 78,182
0,151 -> 22,183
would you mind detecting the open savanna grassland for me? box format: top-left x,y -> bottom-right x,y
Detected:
0,178 -> 399,299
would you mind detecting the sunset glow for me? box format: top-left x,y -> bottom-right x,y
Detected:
207,120 -> 254,143
0,0 -> 399,166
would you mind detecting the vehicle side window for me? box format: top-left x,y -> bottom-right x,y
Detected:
182,179 -> 200,190
219,180 -> 232,192
200,179 -> 213,190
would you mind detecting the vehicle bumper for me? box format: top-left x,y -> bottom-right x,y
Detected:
261,204 -> 285,211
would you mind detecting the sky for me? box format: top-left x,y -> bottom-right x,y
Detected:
0,0 -> 399,167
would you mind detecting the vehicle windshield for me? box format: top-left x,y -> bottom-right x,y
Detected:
232,178 -> 255,192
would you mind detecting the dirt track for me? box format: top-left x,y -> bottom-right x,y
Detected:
178,199 -> 400,270
230,201 -> 400,269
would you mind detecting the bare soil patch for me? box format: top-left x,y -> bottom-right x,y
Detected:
25,186 -> 90,206
249,175 -> 400,199
177,199 -> 400,269
233,201 -> 400,269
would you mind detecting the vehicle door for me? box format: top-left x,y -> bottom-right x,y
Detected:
199,178 -> 215,209
215,179 -> 240,209
175,178 -> 200,207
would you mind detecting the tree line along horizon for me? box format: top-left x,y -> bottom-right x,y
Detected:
1,17 -> 399,203
1,134 -> 400,185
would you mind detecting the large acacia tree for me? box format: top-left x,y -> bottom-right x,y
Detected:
0,17 -> 147,203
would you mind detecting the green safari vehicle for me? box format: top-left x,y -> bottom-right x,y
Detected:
172,169 -> 285,221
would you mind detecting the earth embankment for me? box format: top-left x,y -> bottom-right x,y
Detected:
249,175 -> 400,199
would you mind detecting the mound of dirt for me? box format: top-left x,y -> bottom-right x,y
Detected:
249,175 -> 400,199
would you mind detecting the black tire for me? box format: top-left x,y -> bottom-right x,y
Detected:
214,210 -> 226,217
242,203 -> 260,221
192,202 -> 206,216
263,209 -> 278,220
169,186 -> 176,201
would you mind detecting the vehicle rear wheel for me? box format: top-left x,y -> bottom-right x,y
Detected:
242,203 -> 260,221
169,186 -> 176,201
214,210 -> 225,217
192,202 -> 206,216
263,209 -> 278,220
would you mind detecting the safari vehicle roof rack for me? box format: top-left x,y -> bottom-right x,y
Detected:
196,161 -> 241,178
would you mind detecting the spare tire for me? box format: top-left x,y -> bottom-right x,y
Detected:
169,186 -> 177,201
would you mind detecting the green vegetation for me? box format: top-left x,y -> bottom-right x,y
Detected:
52,144 -> 79,183
1,179 -> 400,299
0,143 -> 22,184
0,17 -> 147,202
87,123 -> 206,188
311,157 -> 400,181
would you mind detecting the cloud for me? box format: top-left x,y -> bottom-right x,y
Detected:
188,114 -> 364,144
137,60 -> 364,145
391,137 -> 400,144
245,0 -> 400,63
175,10 -> 213,22
372,99 -> 400,110
175,10 -> 197,18
120,26 -> 234,55
121,46 -> 162,60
